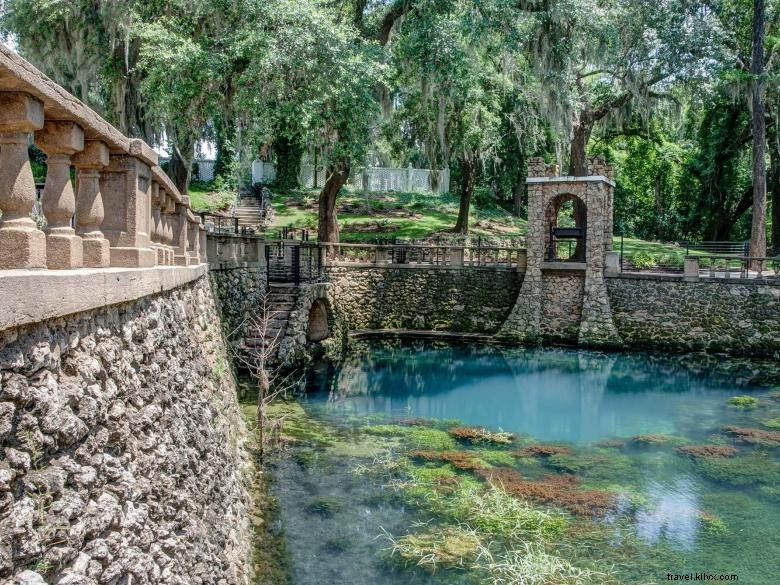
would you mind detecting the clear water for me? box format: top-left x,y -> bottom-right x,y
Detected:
265,340 -> 780,585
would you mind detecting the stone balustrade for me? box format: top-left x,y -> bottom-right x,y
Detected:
0,43 -> 206,271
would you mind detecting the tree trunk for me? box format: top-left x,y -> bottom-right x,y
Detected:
454,156 -> 476,234
169,141 -> 193,195
317,163 -> 349,243
569,119 -> 593,176
770,135 -> 780,251
749,0 -> 767,267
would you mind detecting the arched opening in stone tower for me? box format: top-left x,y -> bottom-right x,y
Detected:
307,299 -> 330,342
545,193 -> 587,262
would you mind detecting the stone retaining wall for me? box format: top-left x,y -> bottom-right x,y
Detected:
607,276 -> 780,354
0,276 -> 251,584
326,266 -> 523,334
210,265 -> 267,356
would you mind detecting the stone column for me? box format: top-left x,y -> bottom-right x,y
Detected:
187,217 -> 200,264
99,150 -> 156,267
684,257 -> 700,282
199,225 -> 207,264
72,140 -> 111,268
0,92 -> 46,269
36,121 -> 85,269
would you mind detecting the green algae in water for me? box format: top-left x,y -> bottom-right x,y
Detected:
260,341 -> 780,585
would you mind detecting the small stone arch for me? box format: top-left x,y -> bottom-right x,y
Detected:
307,298 -> 330,341
544,192 -> 587,262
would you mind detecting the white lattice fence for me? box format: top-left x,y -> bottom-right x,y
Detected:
251,160 -> 449,194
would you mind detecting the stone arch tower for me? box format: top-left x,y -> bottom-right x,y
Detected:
499,156 -> 622,346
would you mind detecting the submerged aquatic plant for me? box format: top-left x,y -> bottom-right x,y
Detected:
727,395 -> 760,410
454,484 -> 568,541
630,434 -> 669,444
698,511 -> 727,536
477,468 -> 617,517
761,417 -> 780,429
478,542 -> 610,585
410,450 -> 488,471
593,438 -> 626,449
448,426 -> 514,445
722,426 -> 780,446
515,445 -> 572,458
694,451 -> 780,486
677,445 -> 739,458
384,525 -> 482,572
306,497 -> 343,518
364,424 -> 457,450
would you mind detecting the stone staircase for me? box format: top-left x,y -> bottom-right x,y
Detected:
232,195 -> 265,231
244,283 -> 299,363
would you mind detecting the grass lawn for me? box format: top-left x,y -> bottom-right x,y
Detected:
187,183 -> 235,213
266,188 -> 526,241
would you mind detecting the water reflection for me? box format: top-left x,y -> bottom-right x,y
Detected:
634,477 -> 701,549
307,342 -> 745,443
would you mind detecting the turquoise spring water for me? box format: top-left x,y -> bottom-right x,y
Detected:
266,340 -> 780,584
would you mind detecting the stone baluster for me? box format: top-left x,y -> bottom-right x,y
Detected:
163,194 -> 176,265
173,198 -> 190,266
0,92 -> 46,269
36,121 -> 85,269
150,182 -> 165,265
72,141 -> 111,267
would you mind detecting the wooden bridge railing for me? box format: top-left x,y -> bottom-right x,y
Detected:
0,43 -> 206,271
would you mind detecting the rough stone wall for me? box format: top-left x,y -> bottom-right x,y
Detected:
326,266 -> 523,333
0,276 -> 251,584
209,266 -> 267,354
540,273 -> 584,342
607,276 -> 780,354
277,283 -> 349,366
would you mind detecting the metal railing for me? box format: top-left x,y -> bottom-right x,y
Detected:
265,240 -> 324,286
201,213 -> 240,235
326,243 -> 525,268
695,255 -> 780,279
682,240 -> 749,255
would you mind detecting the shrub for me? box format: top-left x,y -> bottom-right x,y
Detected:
630,251 -> 658,269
